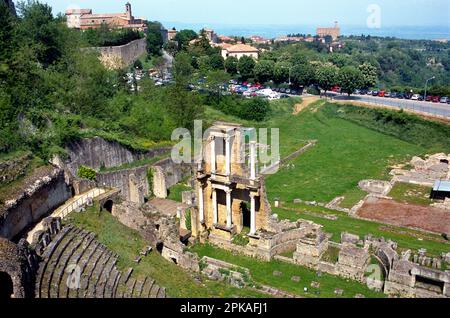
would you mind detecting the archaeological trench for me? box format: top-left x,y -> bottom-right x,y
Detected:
0,122 -> 449,299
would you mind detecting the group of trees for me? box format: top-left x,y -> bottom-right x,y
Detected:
80,25 -> 143,47
0,1 -> 204,158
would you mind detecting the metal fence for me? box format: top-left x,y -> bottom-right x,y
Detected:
331,94 -> 450,119
59,188 -> 106,219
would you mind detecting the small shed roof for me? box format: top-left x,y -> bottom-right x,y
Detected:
433,180 -> 450,192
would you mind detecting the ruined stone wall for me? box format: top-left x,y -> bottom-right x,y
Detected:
95,38 -> 147,70
0,169 -> 71,240
97,166 -> 149,203
152,158 -> 192,199
65,137 -> 169,177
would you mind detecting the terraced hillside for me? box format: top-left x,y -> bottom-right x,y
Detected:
35,225 -> 165,299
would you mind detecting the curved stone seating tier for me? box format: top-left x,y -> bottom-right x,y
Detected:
35,225 -> 166,298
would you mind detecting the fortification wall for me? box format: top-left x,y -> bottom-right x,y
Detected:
95,38 -> 147,69
152,158 -> 193,199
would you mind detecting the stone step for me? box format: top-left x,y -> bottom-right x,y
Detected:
123,278 -> 137,298
35,225 -> 74,298
149,282 -> 160,298
104,268 -> 120,298
85,250 -> 113,298
60,233 -> 96,298
51,230 -> 91,298
157,287 -> 166,298
41,227 -> 82,298
142,278 -> 155,298
95,256 -> 118,298
70,240 -> 100,299
78,244 -> 107,298
133,277 -> 145,298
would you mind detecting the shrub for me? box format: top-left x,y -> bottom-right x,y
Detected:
77,165 -> 97,181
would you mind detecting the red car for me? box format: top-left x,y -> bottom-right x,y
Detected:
432,96 -> 440,103
331,86 -> 341,93
426,95 -> 433,102
378,90 -> 385,97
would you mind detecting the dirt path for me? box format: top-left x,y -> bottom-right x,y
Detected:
293,96 -> 320,114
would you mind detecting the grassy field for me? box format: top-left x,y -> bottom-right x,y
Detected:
388,183 -> 435,206
66,207 -> 268,298
167,182 -> 193,202
191,244 -> 385,298
264,101 -> 426,205
273,203 -> 449,257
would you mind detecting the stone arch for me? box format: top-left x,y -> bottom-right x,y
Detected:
0,271 -> 14,298
156,242 -> 164,254
103,200 -> 114,213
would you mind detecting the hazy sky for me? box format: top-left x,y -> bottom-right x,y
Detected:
22,0 -> 450,27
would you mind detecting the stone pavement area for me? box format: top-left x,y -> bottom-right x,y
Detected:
148,198 -> 188,217
358,197 -> 450,234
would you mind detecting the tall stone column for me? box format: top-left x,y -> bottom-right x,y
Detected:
226,189 -> 232,229
198,183 -> 204,224
225,136 -> 231,176
250,141 -> 257,180
250,193 -> 257,235
212,188 -> 218,225
210,137 -> 216,174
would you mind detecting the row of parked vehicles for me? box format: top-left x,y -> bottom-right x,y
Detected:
353,89 -> 449,104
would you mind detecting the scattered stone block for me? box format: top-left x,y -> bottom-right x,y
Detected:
311,281 -> 320,289
134,256 -> 142,264
293,199 -> 302,204
354,294 -> 365,298
291,276 -> 301,282
273,270 -> 282,277
334,288 -> 344,296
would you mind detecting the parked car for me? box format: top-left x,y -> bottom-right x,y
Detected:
372,91 -> 379,96
397,93 -> 405,99
285,89 -> 291,94
384,92 -> 391,98
432,96 -> 440,103
425,95 -> 433,102
440,97 -> 449,103
291,90 -> 299,95
279,88 -> 286,93
378,90 -> 385,97
390,92 -> 397,98
280,93 -> 290,99
411,94 -> 421,101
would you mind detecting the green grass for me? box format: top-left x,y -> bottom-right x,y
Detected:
388,183 -> 435,206
265,102 -> 425,204
167,182 -> 193,202
99,155 -> 167,173
321,246 -> 340,264
191,244 -> 385,298
339,188 -> 368,208
66,206 -> 268,298
274,204 -> 449,257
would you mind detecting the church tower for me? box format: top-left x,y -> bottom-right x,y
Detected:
125,2 -> 132,20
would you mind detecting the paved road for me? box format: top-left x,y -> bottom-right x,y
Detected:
329,93 -> 450,119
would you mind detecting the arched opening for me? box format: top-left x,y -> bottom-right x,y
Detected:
240,202 -> 250,229
170,257 -> 178,265
0,272 -> 14,299
103,200 -> 114,213
156,242 -> 164,254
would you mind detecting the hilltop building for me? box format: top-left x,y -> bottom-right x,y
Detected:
65,3 -> 147,31
220,44 -> 259,60
316,21 -> 340,40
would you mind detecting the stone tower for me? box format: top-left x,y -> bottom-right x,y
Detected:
126,2 -> 132,20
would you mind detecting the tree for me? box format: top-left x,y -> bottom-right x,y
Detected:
240,98 -> 270,121
237,56 -> 256,80
254,60 -> 274,83
339,66 -> 363,96
209,54 -> 225,70
174,29 -> 197,51
205,70 -> 231,103
225,56 -> 238,75
359,63 -> 378,89
315,64 -> 339,93
273,62 -> 291,83
291,63 -> 315,87
146,21 -> 164,56
173,52 -> 194,84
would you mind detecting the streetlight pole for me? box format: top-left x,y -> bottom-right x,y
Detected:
424,76 -> 435,101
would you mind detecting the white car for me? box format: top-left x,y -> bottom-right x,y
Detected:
411,94 -> 421,101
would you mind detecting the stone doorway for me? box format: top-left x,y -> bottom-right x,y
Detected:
103,200 -> 114,213
240,202 -> 251,228
0,272 -> 14,298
